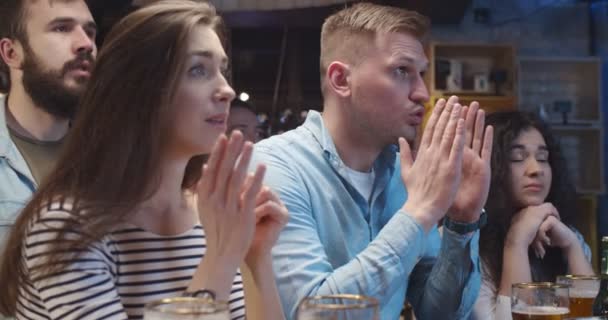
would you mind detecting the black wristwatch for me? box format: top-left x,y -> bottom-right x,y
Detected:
443,208 -> 487,234
181,289 -> 216,300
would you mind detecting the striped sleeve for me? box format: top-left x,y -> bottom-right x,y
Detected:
19,209 -> 128,320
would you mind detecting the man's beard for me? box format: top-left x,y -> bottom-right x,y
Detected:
21,44 -> 94,119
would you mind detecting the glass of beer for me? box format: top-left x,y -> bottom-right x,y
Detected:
296,294 -> 379,320
511,282 -> 569,320
144,297 -> 230,320
557,275 -> 600,317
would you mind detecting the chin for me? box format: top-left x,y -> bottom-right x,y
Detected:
401,128 -> 417,142
64,80 -> 87,93
521,197 -> 545,207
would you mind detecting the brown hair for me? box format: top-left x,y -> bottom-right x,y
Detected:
0,0 -> 87,92
319,2 -> 430,93
0,0 -> 225,315
0,0 -> 29,92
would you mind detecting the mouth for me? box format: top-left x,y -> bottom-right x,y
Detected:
68,64 -> 91,77
409,110 -> 425,125
66,60 -> 92,78
205,114 -> 227,127
523,183 -> 544,192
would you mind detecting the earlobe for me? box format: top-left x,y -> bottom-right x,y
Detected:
0,38 -> 24,69
327,61 -> 351,98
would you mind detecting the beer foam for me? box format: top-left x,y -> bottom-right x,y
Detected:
570,289 -> 599,298
511,306 -> 570,315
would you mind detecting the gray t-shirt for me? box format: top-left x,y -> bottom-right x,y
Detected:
8,125 -> 63,184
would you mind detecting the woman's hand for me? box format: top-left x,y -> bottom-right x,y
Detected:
532,215 -> 577,258
196,132 -> 266,267
245,187 -> 289,267
506,203 -> 559,250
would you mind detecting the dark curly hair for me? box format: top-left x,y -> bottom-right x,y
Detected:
480,111 -> 578,287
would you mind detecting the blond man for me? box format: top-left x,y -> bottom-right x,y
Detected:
251,2 -> 493,319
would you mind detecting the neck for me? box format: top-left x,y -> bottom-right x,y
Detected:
132,155 -> 196,235
6,84 -> 70,141
322,101 -> 383,172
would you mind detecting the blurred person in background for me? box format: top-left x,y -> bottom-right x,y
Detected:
0,0 -> 97,252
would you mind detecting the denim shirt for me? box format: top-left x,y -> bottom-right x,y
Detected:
251,111 -> 481,320
0,95 -> 36,254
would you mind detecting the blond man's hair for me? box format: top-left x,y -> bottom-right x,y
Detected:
319,2 -> 430,92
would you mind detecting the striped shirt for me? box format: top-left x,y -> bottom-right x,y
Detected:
15,204 -> 246,320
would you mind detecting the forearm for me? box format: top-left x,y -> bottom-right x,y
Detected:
498,245 -> 532,296
276,212 -> 426,319
188,254 -> 240,300
242,254 -> 285,320
566,244 -> 594,275
409,228 -> 479,319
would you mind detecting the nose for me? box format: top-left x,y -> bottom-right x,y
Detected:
410,73 -> 430,104
214,74 -> 236,103
525,158 -> 544,177
72,26 -> 96,56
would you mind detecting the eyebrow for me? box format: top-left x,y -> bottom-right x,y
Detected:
393,55 -> 429,71
48,17 -> 97,31
189,50 -> 228,66
510,144 -> 549,151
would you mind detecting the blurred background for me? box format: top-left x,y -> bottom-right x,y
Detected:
69,0 -> 608,271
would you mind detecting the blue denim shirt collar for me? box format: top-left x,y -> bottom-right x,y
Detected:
0,94 -> 35,184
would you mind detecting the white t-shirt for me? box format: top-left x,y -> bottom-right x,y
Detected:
343,166 -> 375,202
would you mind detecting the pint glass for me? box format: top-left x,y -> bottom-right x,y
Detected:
143,297 -> 230,320
557,275 -> 600,317
511,282 -> 569,320
296,294 -> 379,320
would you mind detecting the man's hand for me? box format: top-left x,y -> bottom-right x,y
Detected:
400,96 -> 466,232
448,101 -> 493,223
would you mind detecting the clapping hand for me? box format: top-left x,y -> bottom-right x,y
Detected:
400,96 -> 466,231
196,132 -> 265,266
448,101 -> 493,223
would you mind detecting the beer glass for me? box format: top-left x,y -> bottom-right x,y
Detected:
143,297 -> 230,320
557,275 -> 600,317
296,294 -> 379,320
511,282 -> 569,320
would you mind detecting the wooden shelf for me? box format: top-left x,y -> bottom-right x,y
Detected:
518,57 -> 604,194
423,42 -> 518,125
426,42 -> 517,97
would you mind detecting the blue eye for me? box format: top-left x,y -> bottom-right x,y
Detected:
220,68 -> 230,79
189,65 -> 207,77
393,67 -> 410,80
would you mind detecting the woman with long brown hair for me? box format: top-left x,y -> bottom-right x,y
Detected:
472,111 -> 593,319
0,1 -> 287,319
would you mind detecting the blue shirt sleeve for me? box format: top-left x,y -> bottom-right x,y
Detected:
407,227 -> 481,319
254,143 -> 480,319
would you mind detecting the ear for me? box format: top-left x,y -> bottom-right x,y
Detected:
0,38 -> 25,70
326,61 -> 351,98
